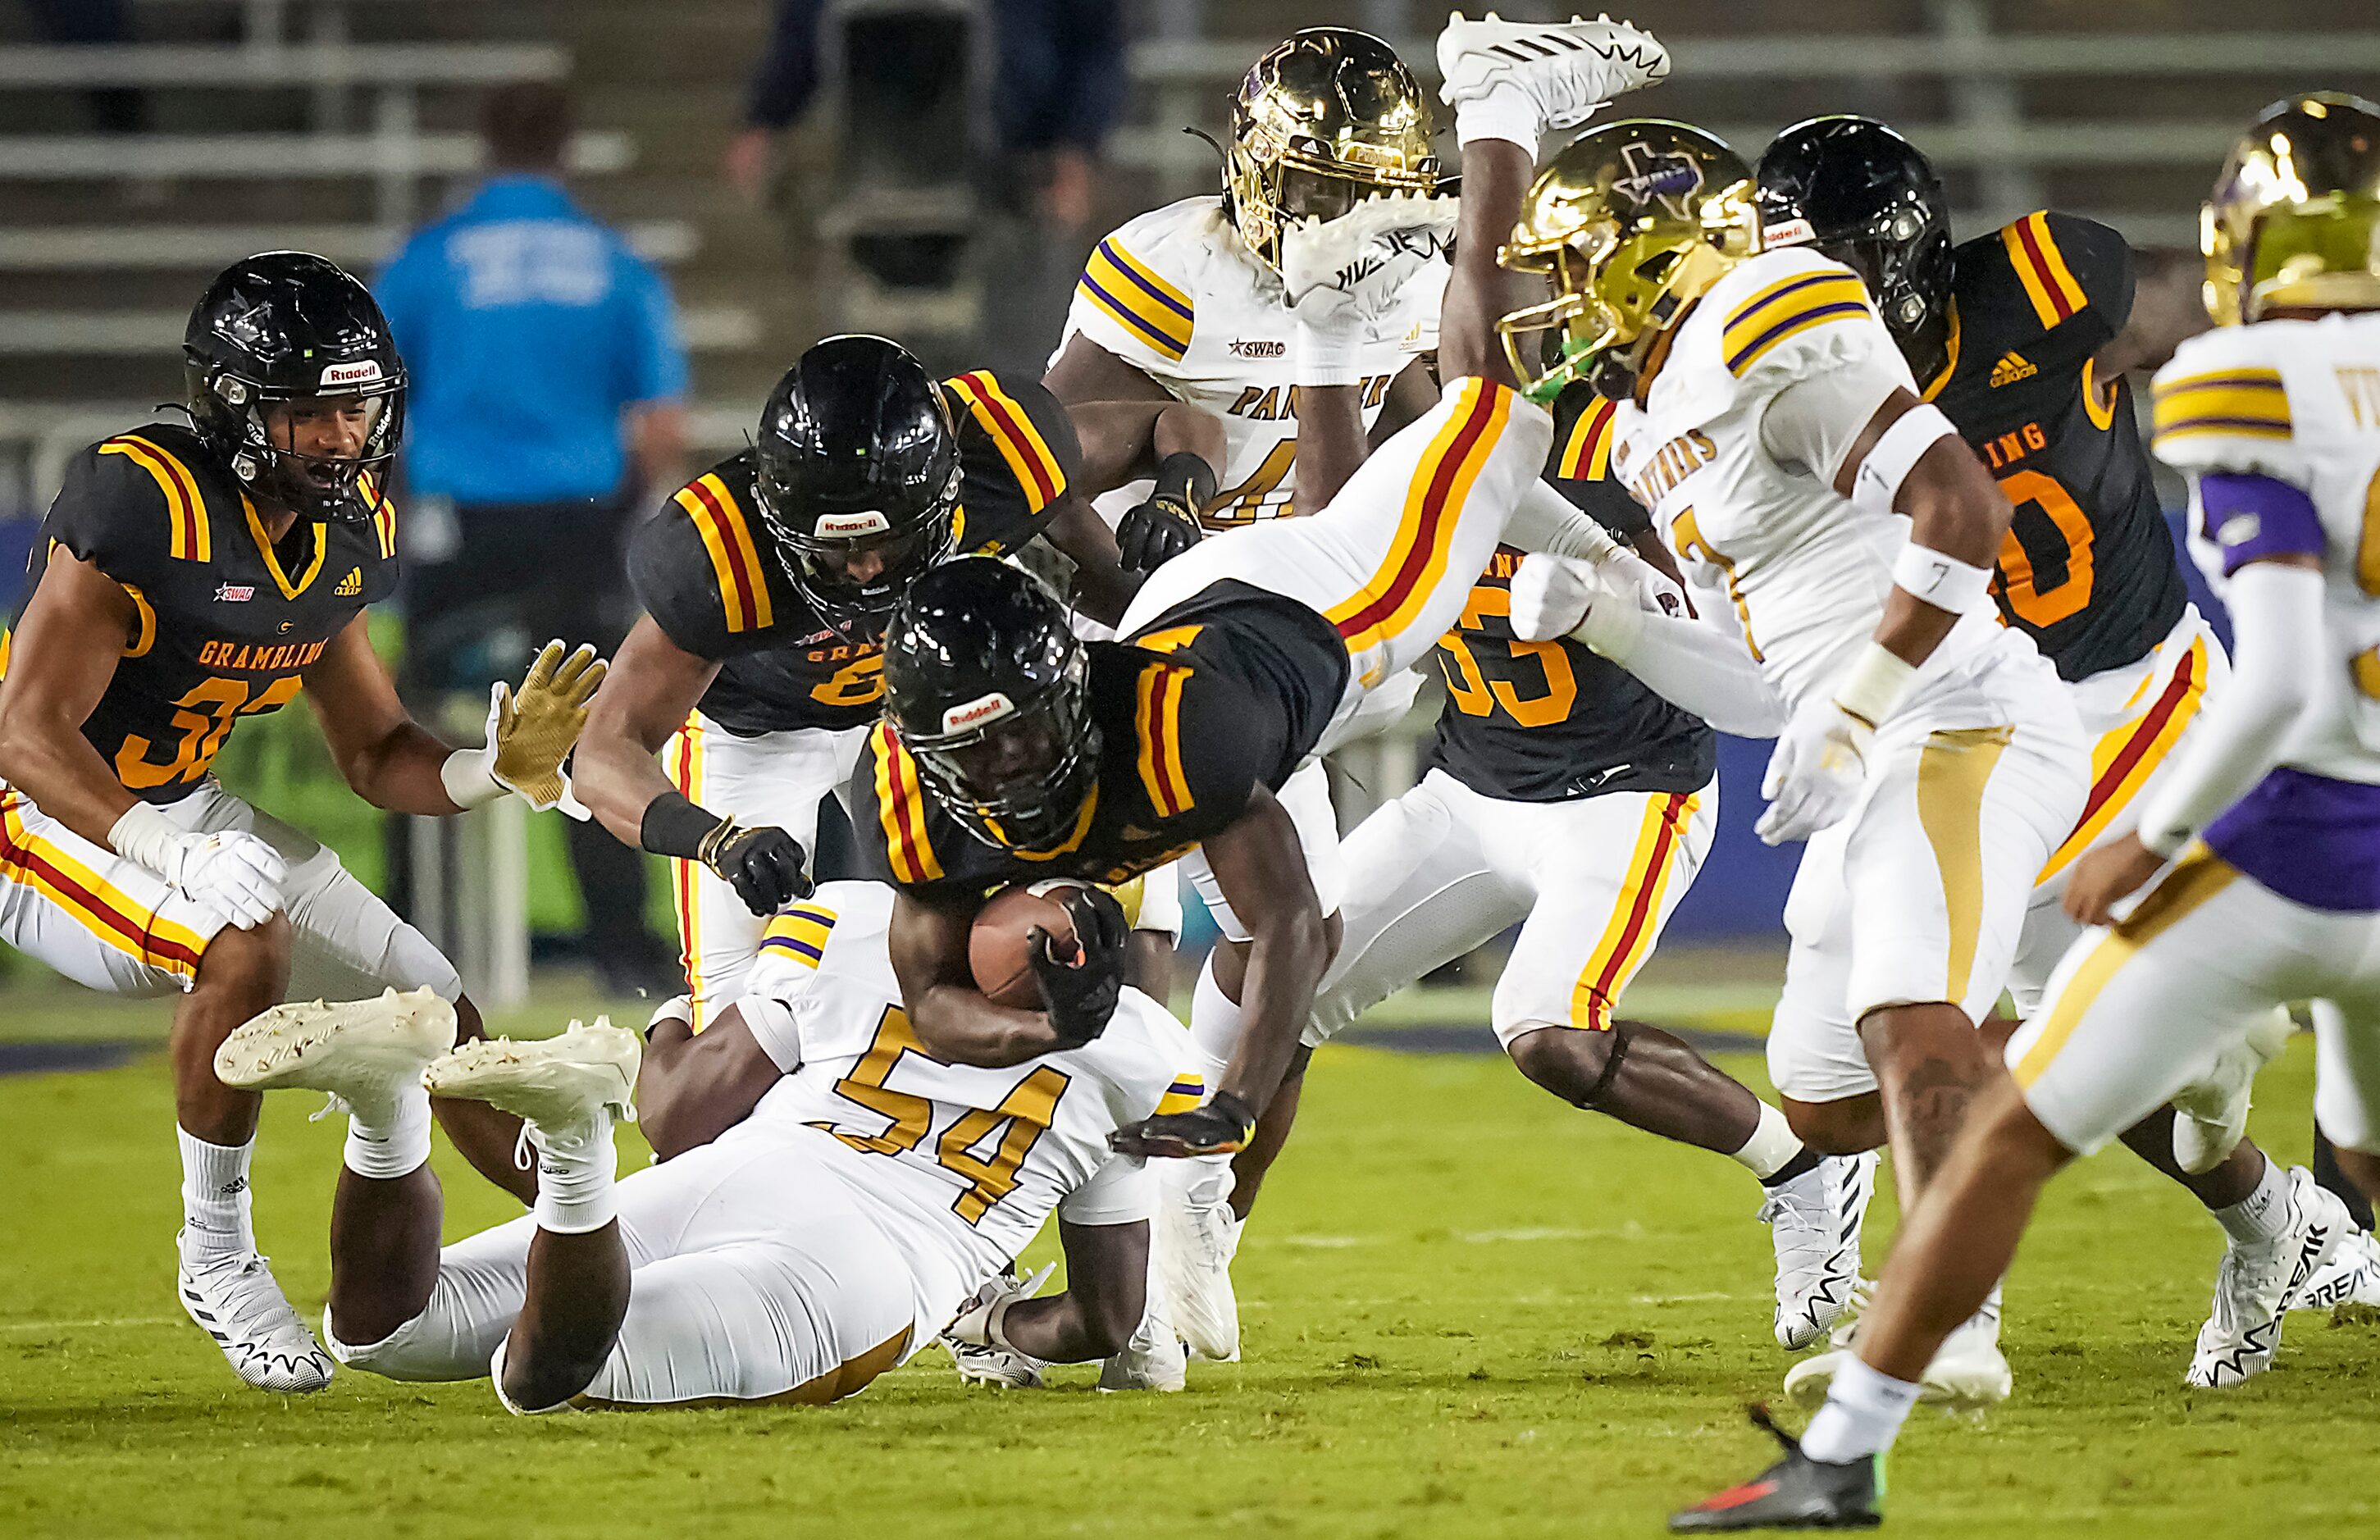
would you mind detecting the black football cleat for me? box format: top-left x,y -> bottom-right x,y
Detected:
1670,1406 -> 1883,1532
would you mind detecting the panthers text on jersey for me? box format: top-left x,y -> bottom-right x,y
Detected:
2153,311 -> 2380,908
1065,195 -> 1441,526
741,881 -> 1204,1327
16,421 -> 398,804
1925,212 -> 2188,682
1423,384 -> 1715,803
854,581 -> 1352,900
628,371 -> 1080,738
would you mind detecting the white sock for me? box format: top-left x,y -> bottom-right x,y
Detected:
1454,83 -> 1540,158
2213,1152 -> 2288,1245
529,1113 -> 618,1236
1188,954 -> 1245,1070
178,1128 -> 255,1264
1730,1102 -> 1803,1180
1799,1355 -> 1921,1464
343,1085 -> 433,1182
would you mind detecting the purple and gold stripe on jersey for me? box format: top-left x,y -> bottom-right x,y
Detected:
1557,397 -> 1618,480
871,722 -> 943,886
945,371 -> 1067,512
1078,238 -> 1193,362
673,472 -> 775,636
99,435 -> 211,563
2002,212 -> 2090,330
759,902 -> 837,968
1155,1074 -> 1206,1117
1721,270 -> 1870,376
2151,368 -> 2292,446
1134,662 -> 1194,818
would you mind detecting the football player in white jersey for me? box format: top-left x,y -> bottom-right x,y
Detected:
1671,93 -> 2380,1533
212,880 -> 1200,1410
1502,121 -> 2090,1410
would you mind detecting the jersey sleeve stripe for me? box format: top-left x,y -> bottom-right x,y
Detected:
2151,370 -> 2291,444
1155,1074 -> 1206,1117
1328,378 -> 1515,654
99,436 -> 210,563
1721,271 -> 1863,344
1080,239 -> 1193,361
2004,212 -> 2089,328
871,723 -> 942,885
1094,238 -> 1194,322
1133,663 -> 1193,818
946,371 -> 1065,511
759,907 -> 836,966
677,475 -> 774,635
1569,791 -> 1694,1029
1556,398 -> 1617,480
1725,294 -> 1871,376
358,471 -> 398,558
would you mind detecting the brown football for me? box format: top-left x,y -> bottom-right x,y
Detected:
969,880 -> 1087,1009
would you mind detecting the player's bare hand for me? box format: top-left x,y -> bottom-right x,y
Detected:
1109,1091 -> 1257,1159
700,822 -> 811,915
1116,494 -> 1201,573
1756,697 -> 1870,845
2063,833 -> 2164,927
1029,886 -> 1129,1048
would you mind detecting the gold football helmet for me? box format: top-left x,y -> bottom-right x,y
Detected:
1224,28 -> 1440,271
2203,92 -> 2380,326
1498,121 -> 1759,403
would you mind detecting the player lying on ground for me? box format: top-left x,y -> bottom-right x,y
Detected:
1671,91 -> 2380,1532
214,879 -> 1197,1409
1748,115 -> 2380,1395
0,253 -> 600,1395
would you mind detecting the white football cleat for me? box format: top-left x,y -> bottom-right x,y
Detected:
1785,1294 -> 2009,1412
2189,1165 -> 2351,1387
942,1264 -> 1051,1389
2171,1007 -> 2293,1175
1098,1304 -> 1188,1393
1435,11 -> 1670,129
177,1240 -> 334,1394
421,1020 -> 640,1141
1279,190 -> 1458,316
1159,1157 -> 1242,1361
2296,1228 -> 2380,1311
1761,1150 -> 1876,1350
214,986 -> 457,1123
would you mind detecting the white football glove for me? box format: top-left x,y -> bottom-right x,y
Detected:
1436,12 -> 1671,131
944,1261 -> 1056,1352
111,804 -> 286,929
1508,549 -> 1683,656
1756,695 -> 1872,846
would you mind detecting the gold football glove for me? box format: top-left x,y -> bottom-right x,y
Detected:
440,640 -> 607,811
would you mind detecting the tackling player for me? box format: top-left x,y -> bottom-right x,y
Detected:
572,335 -> 1130,1027
213,881 -> 1195,1410
1672,93 -> 2380,1531
0,253 -> 600,1393
1751,116 -> 2376,1390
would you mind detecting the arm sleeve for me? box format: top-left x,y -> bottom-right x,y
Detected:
1756,344 -> 1909,484
619,256 -> 689,406
1544,389 -> 1649,535
1056,1152 -> 1154,1226
1068,225 -> 1197,373
2133,561 -> 2325,856
1167,666 -> 1270,828
1607,604 -> 1790,738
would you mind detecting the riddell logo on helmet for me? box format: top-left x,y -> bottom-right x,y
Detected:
941,692 -> 1016,733
817,510 -> 892,538
1762,217 -> 1816,250
318,359 -> 382,388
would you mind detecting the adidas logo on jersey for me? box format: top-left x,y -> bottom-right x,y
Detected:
334,567 -> 362,596
1988,350 -> 2038,387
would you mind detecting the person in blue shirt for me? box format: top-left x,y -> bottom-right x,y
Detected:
377,81 -> 687,996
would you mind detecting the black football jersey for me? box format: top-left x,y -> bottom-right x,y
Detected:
1927,212 -> 2186,682
19,422 -> 397,804
1420,386 -> 1715,804
853,581 -> 1350,900
628,370 -> 1083,738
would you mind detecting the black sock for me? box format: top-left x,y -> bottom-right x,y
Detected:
2314,1127 -> 2376,1230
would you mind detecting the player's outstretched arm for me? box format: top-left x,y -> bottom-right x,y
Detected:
0,553 -> 145,845
634,998 -> 785,1160
991,1219 -> 1150,1364
1435,138 -> 1536,390
573,615 -> 723,848
889,889 -> 1071,1068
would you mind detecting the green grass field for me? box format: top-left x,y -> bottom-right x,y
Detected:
5,978 -> 2378,1538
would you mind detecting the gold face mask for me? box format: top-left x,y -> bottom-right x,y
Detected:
2203,92 -> 2380,326
1224,28 -> 1440,271
1498,120 -> 1760,403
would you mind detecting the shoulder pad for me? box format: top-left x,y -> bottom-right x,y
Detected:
944,370 -> 1078,517
355,470 -> 400,561
667,460 -> 779,636
1076,209 -> 1200,365
92,431 -> 215,563
1713,249 -> 1877,380
2150,326 -> 2300,479
1550,389 -> 1621,481
1994,211 -> 2131,334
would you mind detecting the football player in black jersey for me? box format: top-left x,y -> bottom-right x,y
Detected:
1752,118 -> 2378,1394
0,253 -> 601,1393
572,335 -> 1141,1027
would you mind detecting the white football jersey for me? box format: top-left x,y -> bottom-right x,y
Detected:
1060,194 -> 1442,526
2154,312 -> 2380,783
742,882 -> 1204,1330
1608,246 -> 2023,712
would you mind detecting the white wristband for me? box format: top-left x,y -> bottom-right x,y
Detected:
1890,540 -> 1995,615
439,748 -> 508,810
108,800 -> 180,873
1454,86 -> 1540,159
1294,317 -> 1364,388
1849,402 -> 1958,517
1832,641 -> 1919,730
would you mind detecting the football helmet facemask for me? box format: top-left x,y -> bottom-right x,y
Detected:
1754,115 -> 1954,339
2203,92 -> 2380,326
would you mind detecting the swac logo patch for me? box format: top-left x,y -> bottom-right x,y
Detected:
334,567 -> 363,596
214,583 -> 254,603
1988,351 -> 2037,388
1227,339 -> 1287,358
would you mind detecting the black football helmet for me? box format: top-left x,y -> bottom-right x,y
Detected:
751,335 -> 962,640
184,251 -> 406,522
1754,116 -> 1954,339
882,557 -> 1097,850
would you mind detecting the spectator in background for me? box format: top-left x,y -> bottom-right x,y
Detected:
23,0 -> 150,135
376,81 -> 688,996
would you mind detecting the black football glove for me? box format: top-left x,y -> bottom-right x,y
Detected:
1028,886 -> 1130,1048
1109,1089 -> 1258,1159
699,822 -> 812,915
1115,494 -> 1202,573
